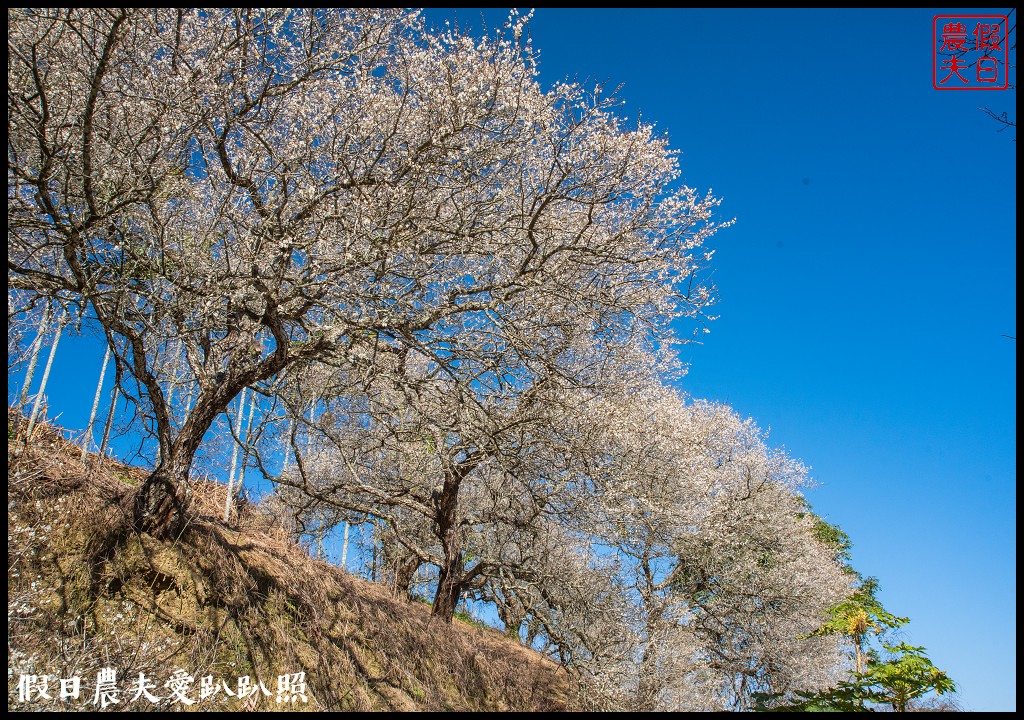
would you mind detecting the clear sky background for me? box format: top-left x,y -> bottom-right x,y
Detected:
10,8 -> 1015,712
430,7 -> 1017,711
447,7 -> 1013,712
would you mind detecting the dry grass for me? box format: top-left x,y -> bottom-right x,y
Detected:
7,415 -> 570,711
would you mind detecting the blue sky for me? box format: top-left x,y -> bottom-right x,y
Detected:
11,8 -> 1015,711
446,7 -> 1016,711
453,7 -> 1013,711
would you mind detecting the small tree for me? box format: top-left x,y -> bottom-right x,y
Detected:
868,642 -> 957,713
763,642 -> 955,712
814,576 -> 909,675
495,384 -> 854,710
757,528 -> 955,713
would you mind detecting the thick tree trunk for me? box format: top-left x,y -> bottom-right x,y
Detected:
431,472 -> 466,621
496,593 -> 525,640
132,387 -> 220,539
524,615 -> 542,647
433,556 -> 464,621
635,604 -> 666,711
635,647 -> 661,711
391,555 -> 421,601
133,466 -> 190,540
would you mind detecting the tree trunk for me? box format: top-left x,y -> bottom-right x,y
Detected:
132,387 -> 221,539
496,592 -> 525,640
635,597 -> 667,711
431,472 -> 465,621
133,465 -> 190,540
433,556 -> 464,621
391,554 -> 421,601
524,615 -> 542,648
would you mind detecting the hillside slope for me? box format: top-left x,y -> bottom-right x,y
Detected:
7,419 -> 570,711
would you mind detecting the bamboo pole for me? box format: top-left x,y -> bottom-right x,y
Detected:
18,305 -> 52,408
98,386 -> 120,462
223,389 -> 248,522
81,345 -> 112,461
25,319 -> 63,438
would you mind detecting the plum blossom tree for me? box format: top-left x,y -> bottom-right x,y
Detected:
278,347 -> 644,620
8,8 -> 725,538
525,386 -> 853,710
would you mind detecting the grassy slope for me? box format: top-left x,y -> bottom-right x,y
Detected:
7,418 -> 570,711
